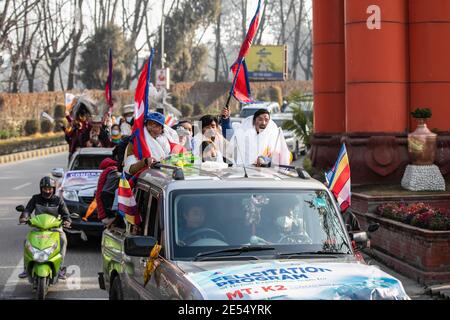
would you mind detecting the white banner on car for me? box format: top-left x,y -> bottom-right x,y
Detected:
184,261 -> 410,300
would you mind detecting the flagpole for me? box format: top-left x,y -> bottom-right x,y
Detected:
225,58 -> 244,110
144,48 -> 155,118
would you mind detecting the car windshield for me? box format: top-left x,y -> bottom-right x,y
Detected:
170,189 -> 351,260
240,108 -> 262,118
62,171 -> 101,188
272,119 -> 289,128
70,154 -> 110,170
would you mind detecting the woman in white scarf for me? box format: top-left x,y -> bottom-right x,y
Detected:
192,115 -> 230,165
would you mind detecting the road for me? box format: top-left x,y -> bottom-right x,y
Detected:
0,153 -> 107,300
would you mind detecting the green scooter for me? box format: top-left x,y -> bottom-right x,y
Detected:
16,205 -> 63,300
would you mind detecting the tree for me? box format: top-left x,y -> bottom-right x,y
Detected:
40,0 -> 76,91
156,0 -> 220,82
282,105 -> 313,149
79,25 -> 134,90
67,0 -> 85,90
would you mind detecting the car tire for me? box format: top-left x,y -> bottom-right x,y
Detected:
110,276 -> 124,300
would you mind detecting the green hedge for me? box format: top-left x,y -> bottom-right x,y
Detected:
0,133 -> 66,156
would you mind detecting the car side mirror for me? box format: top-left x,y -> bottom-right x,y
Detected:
124,236 -> 158,257
351,231 -> 369,250
368,223 -> 380,233
16,205 -> 25,213
51,168 -> 64,178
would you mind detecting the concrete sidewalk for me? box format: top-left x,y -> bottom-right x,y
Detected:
0,145 -> 68,165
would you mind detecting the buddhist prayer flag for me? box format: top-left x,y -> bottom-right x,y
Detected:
326,144 -> 351,211
118,172 -> 140,225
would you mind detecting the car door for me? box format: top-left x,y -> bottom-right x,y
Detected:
122,183 -> 152,300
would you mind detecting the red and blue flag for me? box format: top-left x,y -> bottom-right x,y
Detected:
132,48 -> 155,160
230,0 -> 262,103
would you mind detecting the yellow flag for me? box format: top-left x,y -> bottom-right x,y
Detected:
143,244 -> 162,287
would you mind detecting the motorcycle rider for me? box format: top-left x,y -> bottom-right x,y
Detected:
18,177 -> 72,280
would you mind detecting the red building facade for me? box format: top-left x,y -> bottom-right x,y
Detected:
312,0 -> 450,184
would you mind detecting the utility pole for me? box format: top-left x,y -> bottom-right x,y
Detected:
161,0 -> 166,69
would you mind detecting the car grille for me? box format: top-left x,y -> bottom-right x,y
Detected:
80,196 -> 95,204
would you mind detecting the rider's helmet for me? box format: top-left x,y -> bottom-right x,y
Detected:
40,176 -> 56,199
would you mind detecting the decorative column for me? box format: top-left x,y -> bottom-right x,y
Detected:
311,0 -> 346,171
409,0 -> 450,179
344,0 -> 410,184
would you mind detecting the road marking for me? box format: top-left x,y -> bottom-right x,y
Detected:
12,183 -> 31,191
0,258 -> 24,299
0,266 -> 21,269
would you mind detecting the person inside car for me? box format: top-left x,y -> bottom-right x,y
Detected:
178,205 -> 206,245
18,177 -> 72,279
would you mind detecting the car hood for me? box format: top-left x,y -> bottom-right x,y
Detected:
177,259 -> 410,300
63,184 -> 97,196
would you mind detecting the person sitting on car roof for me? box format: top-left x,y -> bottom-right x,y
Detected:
192,114 -> 232,165
124,112 -> 186,175
18,177 -> 72,280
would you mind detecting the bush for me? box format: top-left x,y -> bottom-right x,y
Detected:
54,104 -> 66,119
24,119 -> 39,136
180,104 -> 194,117
40,120 -> 54,134
376,202 -> 450,231
171,95 -> 181,109
193,102 -> 205,116
287,89 -> 304,103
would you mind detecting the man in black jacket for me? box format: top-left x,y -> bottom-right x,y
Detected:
18,177 -> 72,279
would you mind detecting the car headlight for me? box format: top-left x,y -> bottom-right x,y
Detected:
63,190 -> 78,202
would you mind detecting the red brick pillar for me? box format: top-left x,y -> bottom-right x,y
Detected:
313,0 -> 346,133
409,0 -> 450,132
345,0 -> 408,133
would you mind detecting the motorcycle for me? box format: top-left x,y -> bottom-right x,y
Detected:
16,205 -> 63,300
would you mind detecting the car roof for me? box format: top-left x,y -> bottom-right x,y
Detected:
241,102 -> 279,110
138,166 -> 327,192
73,148 -> 114,156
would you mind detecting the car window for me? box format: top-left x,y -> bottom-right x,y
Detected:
70,154 -> 110,170
170,189 -> 350,260
132,188 -> 150,236
239,108 -> 259,118
145,195 -> 159,238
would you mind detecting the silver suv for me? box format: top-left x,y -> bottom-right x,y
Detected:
99,164 -> 409,300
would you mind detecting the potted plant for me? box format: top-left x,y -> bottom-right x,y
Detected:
408,107 -> 436,165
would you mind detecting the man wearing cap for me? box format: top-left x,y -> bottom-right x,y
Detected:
124,112 -> 185,175
119,104 -> 135,136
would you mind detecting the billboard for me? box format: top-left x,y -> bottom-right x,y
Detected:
155,68 -> 170,90
246,45 -> 288,81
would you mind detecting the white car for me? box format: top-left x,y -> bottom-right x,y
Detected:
238,101 -> 281,119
